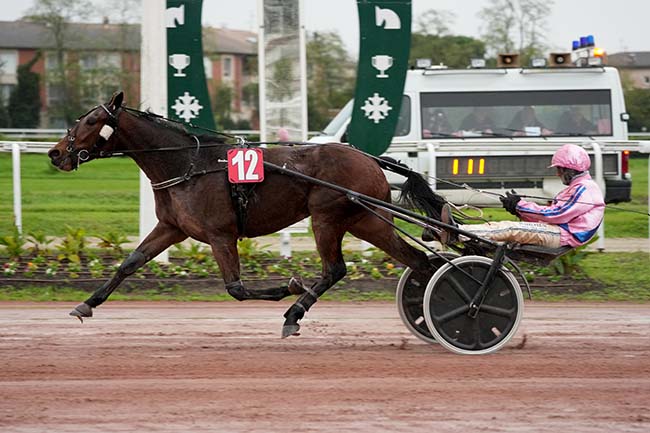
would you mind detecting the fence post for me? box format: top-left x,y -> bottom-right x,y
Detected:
11,142 -> 22,234
589,142 -> 605,251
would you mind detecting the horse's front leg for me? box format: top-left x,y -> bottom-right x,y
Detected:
209,237 -> 303,301
70,223 -> 187,320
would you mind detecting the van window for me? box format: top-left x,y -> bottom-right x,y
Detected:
420,90 -> 612,138
394,95 -> 411,136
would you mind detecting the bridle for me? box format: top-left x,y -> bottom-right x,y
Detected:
66,103 -> 121,168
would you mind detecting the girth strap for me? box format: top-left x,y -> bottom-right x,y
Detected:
229,183 -> 251,237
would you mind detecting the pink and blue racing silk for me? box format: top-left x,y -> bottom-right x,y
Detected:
515,173 -> 605,247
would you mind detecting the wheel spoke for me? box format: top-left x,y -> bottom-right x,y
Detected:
446,274 -> 473,303
434,304 -> 470,323
480,303 -> 516,319
403,296 -> 424,305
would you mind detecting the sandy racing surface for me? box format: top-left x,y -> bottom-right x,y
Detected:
0,301 -> 649,432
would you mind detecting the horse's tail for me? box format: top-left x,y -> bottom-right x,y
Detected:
375,156 -> 448,222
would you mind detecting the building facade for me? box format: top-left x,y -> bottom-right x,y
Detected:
608,51 -> 650,89
0,20 -> 257,128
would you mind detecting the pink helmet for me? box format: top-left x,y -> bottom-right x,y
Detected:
549,144 -> 591,171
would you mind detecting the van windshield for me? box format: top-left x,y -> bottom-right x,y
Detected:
420,90 -> 612,139
322,100 -> 353,136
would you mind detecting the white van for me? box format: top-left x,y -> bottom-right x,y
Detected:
310,64 -> 632,205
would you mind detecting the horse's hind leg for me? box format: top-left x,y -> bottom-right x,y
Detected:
282,222 -> 347,338
348,212 -> 433,274
208,237 -> 299,301
70,223 -> 188,320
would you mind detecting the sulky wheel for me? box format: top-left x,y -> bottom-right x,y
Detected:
396,253 -> 458,344
423,255 -> 523,355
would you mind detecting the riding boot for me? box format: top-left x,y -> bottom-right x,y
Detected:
439,204 -> 459,246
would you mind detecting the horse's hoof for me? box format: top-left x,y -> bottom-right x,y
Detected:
288,277 -> 306,295
69,303 -> 93,322
281,324 -> 301,339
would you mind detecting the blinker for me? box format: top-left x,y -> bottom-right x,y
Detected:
100,124 -> 114,140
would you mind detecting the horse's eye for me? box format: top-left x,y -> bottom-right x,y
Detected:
87,117 -> 97,126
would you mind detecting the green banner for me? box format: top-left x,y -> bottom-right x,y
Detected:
349,0 -> 411,155
167,0 -> 215,129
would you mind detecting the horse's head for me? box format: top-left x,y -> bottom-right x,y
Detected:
48,92 -> 124,171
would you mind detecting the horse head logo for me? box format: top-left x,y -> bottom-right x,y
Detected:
166,5 -> 185,28
375,6 -> 401,30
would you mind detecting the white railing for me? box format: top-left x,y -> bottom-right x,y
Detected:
3,139 -> 649,252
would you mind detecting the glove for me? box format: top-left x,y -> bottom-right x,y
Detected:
500,190 -> 521,216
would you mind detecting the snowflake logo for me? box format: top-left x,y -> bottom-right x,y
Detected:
171,91 -> 203,123
361,92 -> 392,124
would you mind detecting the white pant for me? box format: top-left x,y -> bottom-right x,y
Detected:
459,221 -> 561,248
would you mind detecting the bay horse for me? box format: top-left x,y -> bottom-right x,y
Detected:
47,92 -> 447,337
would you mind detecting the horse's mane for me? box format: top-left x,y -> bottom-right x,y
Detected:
124,107 -> 228,144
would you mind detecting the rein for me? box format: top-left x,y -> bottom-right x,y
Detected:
148,135 -> 227,190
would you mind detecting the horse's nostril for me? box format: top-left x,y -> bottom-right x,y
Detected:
48,149 -> 61,159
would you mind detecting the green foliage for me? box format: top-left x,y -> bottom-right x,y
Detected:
96,231 -> 130,257
410,33 -> 486,68
213,82 -> 233,128
57,226 -> 87,263
8,53 -> 41,128
0,227 -> 25,259
552,238 -> 596,276
624,88 -> 650,132
307,31 -> 355,131
26,230 -> 53,256
0,93 -> 10,128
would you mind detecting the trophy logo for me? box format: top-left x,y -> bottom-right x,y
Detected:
169,54 -> 190,77
372,55 -> 393,78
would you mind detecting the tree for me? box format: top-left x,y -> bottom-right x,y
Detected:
415,9 -> 457,37
624,88 -> 650,132
24,0 -> 93,124
8,53 -> 41,128
306,31 -> 355,131
478,0 -> 553,63
213,82 -> 234,129
0,58 -> 9,127
410,33 -> 486,68
0,99 -> 10,128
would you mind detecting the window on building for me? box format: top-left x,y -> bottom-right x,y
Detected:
0,84 -> 14,102
222,56 -> 233,80
80,52 -> 121,71
0,50 -> 18,84
204,56 -> 213,79
644,76 -> 650,86
47,83 -> 64,107
79,52 -> 122,106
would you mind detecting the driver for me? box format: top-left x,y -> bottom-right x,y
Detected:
440,144 -> 605,248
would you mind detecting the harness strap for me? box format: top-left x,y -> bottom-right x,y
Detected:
229,183 -> 250,236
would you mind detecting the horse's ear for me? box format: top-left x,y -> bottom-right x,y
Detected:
109,91 -> 124,110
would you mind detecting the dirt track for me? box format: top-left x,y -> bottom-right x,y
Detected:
1,301 -> 649,433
